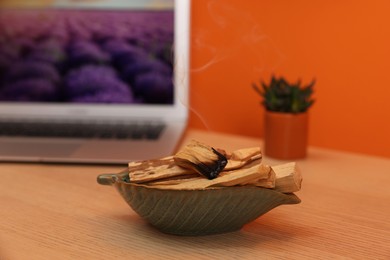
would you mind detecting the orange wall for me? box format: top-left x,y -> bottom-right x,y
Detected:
188,0 -> 390,158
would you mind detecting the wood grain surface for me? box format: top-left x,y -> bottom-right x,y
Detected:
0,129 -> 389,259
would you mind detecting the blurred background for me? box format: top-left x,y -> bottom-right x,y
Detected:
188,0 -> 390,158
1,0 -> 389,158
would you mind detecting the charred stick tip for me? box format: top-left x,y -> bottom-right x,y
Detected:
173,141 -> 228,180
183,148 -> 227,180
212,148 -> 228,168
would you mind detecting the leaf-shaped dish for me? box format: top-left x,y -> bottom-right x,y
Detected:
97,170 -> 301,236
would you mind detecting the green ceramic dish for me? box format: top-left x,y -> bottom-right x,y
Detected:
97,170 -> 301,236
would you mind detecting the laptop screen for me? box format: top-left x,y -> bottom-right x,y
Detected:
0,1 -> 175,106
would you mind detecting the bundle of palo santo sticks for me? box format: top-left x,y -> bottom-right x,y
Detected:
128,140 -> 302,193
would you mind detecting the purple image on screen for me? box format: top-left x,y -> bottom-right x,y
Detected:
0,8 -> 174,104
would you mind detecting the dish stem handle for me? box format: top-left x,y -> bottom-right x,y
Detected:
97,174 -> 117,186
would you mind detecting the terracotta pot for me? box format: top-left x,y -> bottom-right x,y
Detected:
264,111 -> 309,160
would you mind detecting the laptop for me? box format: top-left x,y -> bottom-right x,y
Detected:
0,0 -> 190,164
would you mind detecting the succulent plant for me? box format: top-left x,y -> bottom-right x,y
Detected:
253,75 -> 315,113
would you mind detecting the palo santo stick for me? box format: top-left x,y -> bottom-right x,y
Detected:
248,167 -> 276,188
220,163 -> 274,188
174,139 -> 227,179
225,147 -> 262,171
149,162 -> 272,190
129,141 -> 262,184
254,176 -> 276,189
128,147 -> 258,184
128,156 -> 193,183
145,160 -> 269,187
271,162 -> 302,193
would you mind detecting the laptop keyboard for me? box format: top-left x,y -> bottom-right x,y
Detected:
0,121 -> 165,140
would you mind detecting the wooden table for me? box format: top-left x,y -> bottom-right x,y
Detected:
1,129 -> 389,259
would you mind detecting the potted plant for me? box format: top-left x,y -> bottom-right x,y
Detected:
252,75 -> 315,159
